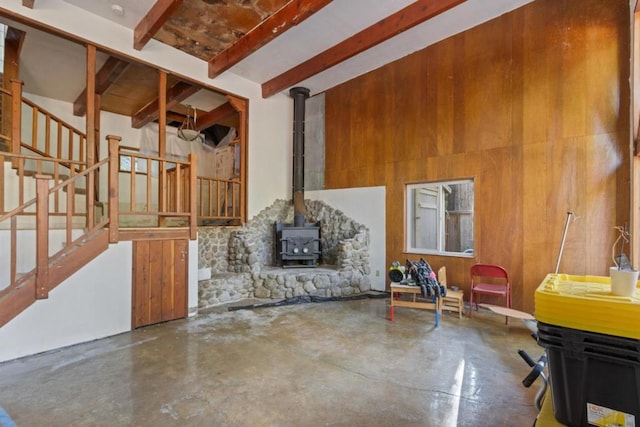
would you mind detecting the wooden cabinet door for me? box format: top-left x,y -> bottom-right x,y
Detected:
132,239 -> 188,328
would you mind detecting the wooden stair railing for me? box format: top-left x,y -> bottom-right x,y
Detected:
1,79 -> 87,179
117,145 -> 241,227
0,136 -> 200,328
115,143 -> 197,239
20,96 -> 87,169
0,151 -> 87,218
195,175 -> 242,224
0,152 -> 109,328
0,83 -> 203,327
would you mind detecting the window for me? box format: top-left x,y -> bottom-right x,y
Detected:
406,179 -> 474,257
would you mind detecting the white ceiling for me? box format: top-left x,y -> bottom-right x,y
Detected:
56,0 -> 534,97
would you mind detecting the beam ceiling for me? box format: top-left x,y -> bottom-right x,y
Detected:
261,0 -> 467,98
207,0 -> 333,78
73,57 -> 130,116
134,0 -> 184,51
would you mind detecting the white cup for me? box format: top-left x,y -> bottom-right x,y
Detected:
610,267 -> 639,297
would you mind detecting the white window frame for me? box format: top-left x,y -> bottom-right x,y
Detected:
406,179 -> 474,257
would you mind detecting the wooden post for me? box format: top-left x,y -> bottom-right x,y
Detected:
35,174 -> 51,299
158,70 -> 167,227
189,153 -> 197,240
228,95 -> 247,223
86,45 -> 97,228
3,28 -> 23,151
94,93 -> 101,203
107,135 -> 121,243
10,79 -> 23,168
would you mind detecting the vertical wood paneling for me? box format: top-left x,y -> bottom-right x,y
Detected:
324,0 -> 630,313
132,241 -> 150,328
148,240 -> 163,325
161,239 -> 175,321
433,39 -> 455,156
133,239 -> 188,328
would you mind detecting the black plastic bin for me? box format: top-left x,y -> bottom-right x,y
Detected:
537,322 -> 640,427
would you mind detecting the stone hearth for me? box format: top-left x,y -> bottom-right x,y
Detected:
198,199 -> 371,309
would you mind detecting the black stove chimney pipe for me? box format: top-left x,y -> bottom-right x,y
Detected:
290,87 -> 310,227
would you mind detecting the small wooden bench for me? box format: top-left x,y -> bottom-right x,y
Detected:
389,283 -> 441,326
441,289 -> 464,319
438,266 -> 464,319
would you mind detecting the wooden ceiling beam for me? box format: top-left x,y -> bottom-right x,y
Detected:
131,81 -> 199,128
227,95 -> 247,114
73,56 -> 130,116
134,0 -> 184,51
195,102 -> 237,131
207,0 -> 333,78
166,112 -> 185,123
261,0 -> 466,98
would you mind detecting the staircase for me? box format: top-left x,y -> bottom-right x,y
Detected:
0,79 -> 109,328
0,152 -> 110,327
0,228 -> 109,327
0,67 -> 205,331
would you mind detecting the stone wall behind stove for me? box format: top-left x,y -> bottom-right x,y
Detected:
197,199 -> 371,309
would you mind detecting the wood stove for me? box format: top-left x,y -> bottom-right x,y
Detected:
274,223 -> 321,268
274,87 -> 321,268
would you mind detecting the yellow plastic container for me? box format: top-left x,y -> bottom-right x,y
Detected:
535,273 -> 640,339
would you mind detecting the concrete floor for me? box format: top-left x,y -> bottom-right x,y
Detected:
0,297 -> 542,426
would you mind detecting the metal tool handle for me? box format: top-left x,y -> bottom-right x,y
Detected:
555,211 -> 575,274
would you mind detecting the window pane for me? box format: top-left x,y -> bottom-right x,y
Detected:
407,179 -> 474,256
444,181 -> 474,253
414,187 -> 438,250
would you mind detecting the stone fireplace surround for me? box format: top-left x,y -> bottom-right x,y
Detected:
198,199 -> 371,309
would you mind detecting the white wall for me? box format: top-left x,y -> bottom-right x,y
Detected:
0,241 -> 133,362
306,186 -> 386,291
247,92 -> 292,217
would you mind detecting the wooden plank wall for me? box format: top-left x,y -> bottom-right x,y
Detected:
324,0 -> 631,313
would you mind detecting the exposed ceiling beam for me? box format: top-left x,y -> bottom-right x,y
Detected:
73,56 -> 130,116
227,95 -> 247,114
261,0 -> 466,98
22,0 -> 34,8
166,112 -> 185,123
207,0 -> 333,78
131,81 -> 199,128
195,102 -> 237,130
134,0 -> 184,51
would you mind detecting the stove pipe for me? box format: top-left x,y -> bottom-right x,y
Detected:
290,87 -> 310,227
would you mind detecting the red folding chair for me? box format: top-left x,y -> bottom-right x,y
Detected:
469,264 -> 511,324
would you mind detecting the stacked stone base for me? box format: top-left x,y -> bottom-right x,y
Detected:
198,273 -> 252,308
198,268 -> 371,310
252,267 -> 370,300
197,199 -> 372,310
